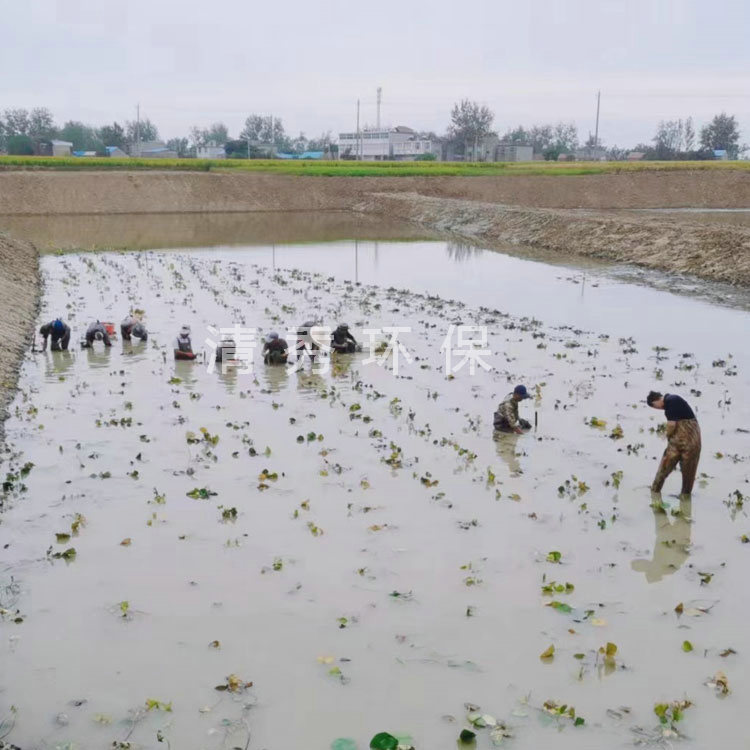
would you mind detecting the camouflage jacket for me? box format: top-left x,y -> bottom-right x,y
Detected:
495,392 -> 519,428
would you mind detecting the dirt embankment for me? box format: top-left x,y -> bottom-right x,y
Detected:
359,193 -> 750,286
0,234 -> 40,440
0,169 -> 749,288
1,168 -> 750,214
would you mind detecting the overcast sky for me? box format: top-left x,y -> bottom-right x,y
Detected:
3,0 -> 749,147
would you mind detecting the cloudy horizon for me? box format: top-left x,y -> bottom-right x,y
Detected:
3,0 -> 748,149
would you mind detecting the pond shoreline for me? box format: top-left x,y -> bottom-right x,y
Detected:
0,233 -> 40,448
359,192 -> 750,287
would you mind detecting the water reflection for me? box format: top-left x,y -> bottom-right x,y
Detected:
296,371 -> 326,396
85,347 -> 111,369
446,241 -> 483,262
260,363 -> 289,393
43,351 -> 75,382
173,359 -> 200,389
493,432 -> 522,477
631,497 -> 692,583
217,367 -> 238,394
121,340 -> 149,362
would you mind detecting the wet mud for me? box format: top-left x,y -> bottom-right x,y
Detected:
0,243 -> 748,750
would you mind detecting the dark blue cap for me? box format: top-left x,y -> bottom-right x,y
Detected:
514,384 -> 531,399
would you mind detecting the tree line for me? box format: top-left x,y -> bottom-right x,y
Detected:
0,105 -> 745,160
0,107 -> 334,158
446,100 -> 745,160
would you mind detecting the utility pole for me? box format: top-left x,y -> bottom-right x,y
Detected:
136,103 -> 140,157
376,87 -> 382,130
356,99 -> 361,161
594,90 -> 601,148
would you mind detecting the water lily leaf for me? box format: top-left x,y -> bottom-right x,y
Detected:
120,538 -> 132,546
546,601 -> 572,614
369,732 -> 398,750
682,640 -> 693,652
331,739 -> 358,750
540,645 -> 555,660
459,728 -> 476,743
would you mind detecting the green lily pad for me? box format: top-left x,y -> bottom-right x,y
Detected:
459,728 -> 477,743
370,732 -> 398,750
331,739 -> 358,750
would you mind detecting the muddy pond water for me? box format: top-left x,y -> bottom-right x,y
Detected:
1,214 -> 749,750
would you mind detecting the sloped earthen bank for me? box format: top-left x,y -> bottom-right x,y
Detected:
0,234 -> 40,442
357,193 -> 750,286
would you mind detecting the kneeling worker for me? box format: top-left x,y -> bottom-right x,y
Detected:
83,320 -> 112,348
174,325 -> 196,360
647,391 -> 701,496
331,323 -> 358,354
263,332 -> 289,365
121,315 -> 148,342
40,318 -> 71,351
494,384 -> 533,434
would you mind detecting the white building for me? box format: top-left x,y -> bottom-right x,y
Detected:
50,140 -> 73,157
197,143 -> 226,159
130,140 -> 178,158
464,136 -> 534,162
338,126 -> 440,161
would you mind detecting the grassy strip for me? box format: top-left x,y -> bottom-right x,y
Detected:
1,155 -> 749,177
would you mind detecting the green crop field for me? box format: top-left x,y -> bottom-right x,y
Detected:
1,155 -> 749,177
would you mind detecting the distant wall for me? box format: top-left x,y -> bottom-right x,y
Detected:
0,169 -> 749,215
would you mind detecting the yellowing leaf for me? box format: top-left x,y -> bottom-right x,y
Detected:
540,645 -> 555,660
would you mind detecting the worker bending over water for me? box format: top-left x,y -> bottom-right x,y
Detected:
263,332 -> 289,365
83,321 -> 112,348
39,318 -> 70,351
494,385 -> 533,434
331,323 -> 358,354
647,391 -> 701,496
121,315 -> 148,342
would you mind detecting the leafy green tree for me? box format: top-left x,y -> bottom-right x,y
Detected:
3,108 -> 31,136
98,122 -> 126,148
166,137 -> 190,157
501,122 -> 577,158
700,113 -> 741,158
306,131 -> 334,153
240,114 -> 287,150
500,126 -> 531,144
7,134 -> 34,155
28,108 -> 57,140
189,122 -> 229,149
125,118 -> 159,145
59,121 -> 104,153
224,139 -> 249,158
